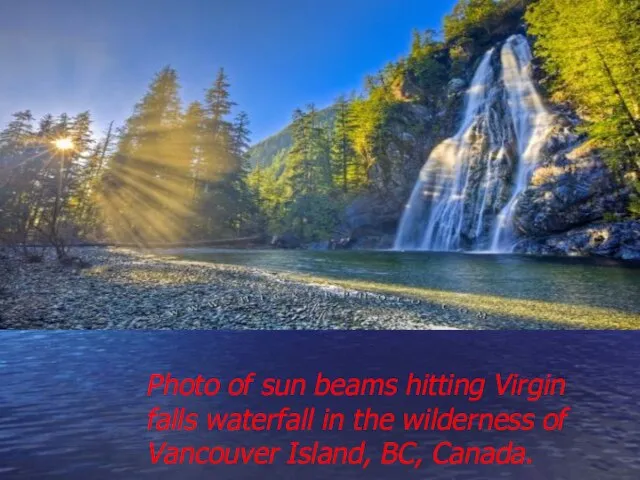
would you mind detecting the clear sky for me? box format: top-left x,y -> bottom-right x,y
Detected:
0,0 -> 457,143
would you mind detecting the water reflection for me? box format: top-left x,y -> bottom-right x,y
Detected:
168,249 -> 640,314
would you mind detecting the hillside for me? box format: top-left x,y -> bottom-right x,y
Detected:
248,106 -> 337,169
245,0 -> 639,259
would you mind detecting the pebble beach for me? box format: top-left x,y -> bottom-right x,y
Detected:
0,247 -> 620,330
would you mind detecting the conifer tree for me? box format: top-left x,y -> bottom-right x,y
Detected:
526,0 -> 640,214
331,96 -> 357,193
105,66 -> 190,244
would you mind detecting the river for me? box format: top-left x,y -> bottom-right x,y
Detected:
168,249 -> 640,316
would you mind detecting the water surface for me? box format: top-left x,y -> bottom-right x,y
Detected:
168,249 -> 640,315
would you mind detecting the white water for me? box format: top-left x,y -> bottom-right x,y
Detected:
394,35 -> 552,252
489,36 -> 553,251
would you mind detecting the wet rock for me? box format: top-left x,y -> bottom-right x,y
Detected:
514,221 -> 640,260
344,195 -> 398,236
515,144 -> 630,237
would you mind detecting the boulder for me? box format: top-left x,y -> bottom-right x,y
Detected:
515,143 -> 630,237
514,221 -> 640,260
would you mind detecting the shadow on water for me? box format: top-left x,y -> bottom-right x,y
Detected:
166,249 -> 640,315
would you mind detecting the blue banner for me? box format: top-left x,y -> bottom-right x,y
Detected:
1,332 -> 639,479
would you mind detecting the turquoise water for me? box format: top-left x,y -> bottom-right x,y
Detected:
170,249 -> 640,315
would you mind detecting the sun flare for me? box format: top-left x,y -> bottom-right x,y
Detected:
53,137 -> 74,151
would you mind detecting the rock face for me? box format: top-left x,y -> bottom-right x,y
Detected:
344,195 -> 399,237
511,132 -> 639,260
338,92 -> 463,249
386,36 -> 638,258
333,194 -> 401,249
515,124 -> 630,238
509,109 -> 636,259
395,36 -> 559,251
514,221 -> 640,260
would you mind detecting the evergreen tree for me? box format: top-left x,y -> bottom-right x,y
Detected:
331,96 -> 357,193
193,69 -> 256,237
410,29 -> 423,58
206,68 -> 236,130
526,0 -> 640,214
226,111 -> 255,235
444,0 -> 500,43
105,66 -> 190,244
0,110 -> 97,256
0,111 -> 39,246
1,65 -> 259,251
183,101 -> 207,203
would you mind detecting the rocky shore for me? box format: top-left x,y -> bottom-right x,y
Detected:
0,247 -> 590,331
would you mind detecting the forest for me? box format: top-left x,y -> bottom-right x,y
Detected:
0,68 -> 257,259
1,0 -> 639,259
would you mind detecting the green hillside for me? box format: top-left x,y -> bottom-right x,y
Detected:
248,105 -> 337,169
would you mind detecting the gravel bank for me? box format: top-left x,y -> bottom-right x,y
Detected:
0,247 -> 574,330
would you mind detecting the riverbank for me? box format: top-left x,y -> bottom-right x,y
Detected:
1,248 -> 638,329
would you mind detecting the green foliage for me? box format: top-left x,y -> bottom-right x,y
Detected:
444,0 -> 531,51
405,30 -> 450,105
349,86 -> 393,177
331,96 -> 365,193
248,104 -> 348,240
0,110 -> 106,256
444,0 -> 498,42
0,65 -> 259,251
526,0 -> 640,215
192,69 -> 256,238
247,106 -> 337,169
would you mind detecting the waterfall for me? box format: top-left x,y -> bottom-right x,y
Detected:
394,35 -> 552,253
489,36 -> 553,251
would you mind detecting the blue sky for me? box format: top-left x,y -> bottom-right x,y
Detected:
0,0 -> 457,143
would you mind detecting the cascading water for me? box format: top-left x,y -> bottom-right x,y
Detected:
489,35 -> 553,251
394,35 -> 552,253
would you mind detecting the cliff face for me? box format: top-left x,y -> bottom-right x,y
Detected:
249,34 -> 639,259
338,75 -> 468,249
512,122 -> 637,259
346,37 -> 638,259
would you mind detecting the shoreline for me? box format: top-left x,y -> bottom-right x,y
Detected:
0,247 -> 637,330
